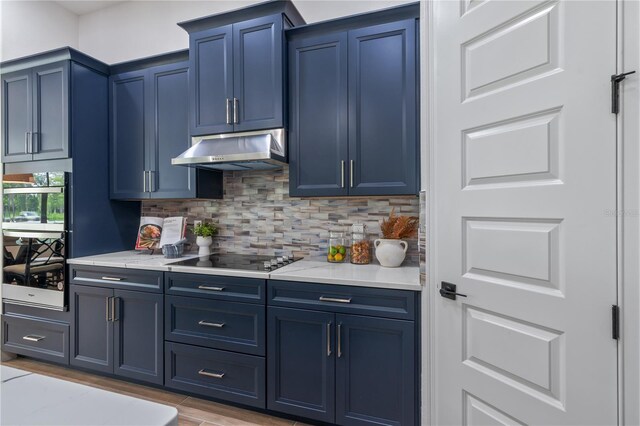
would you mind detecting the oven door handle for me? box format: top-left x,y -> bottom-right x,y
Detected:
2,230 -> 64,239
3,187 -> 64,195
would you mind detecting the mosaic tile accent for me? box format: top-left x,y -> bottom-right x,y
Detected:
142,166 -> 420,265
419,190 -> 427,277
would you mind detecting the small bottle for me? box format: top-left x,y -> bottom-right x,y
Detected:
350,224 -> 371,265
327,230 -> 348,263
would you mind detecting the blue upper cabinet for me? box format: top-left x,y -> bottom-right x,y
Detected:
32,61 -> 70,161
110,70 -> 147,199
233,15 -> 284,132
1,58 -> 76,163
109,52 -> 223,200
179,2 -> 305,136
288,33 -> 349,197
1,68 -> 32,162
189,25 -> 234,135
348,19 -> 418,196
150,62 -> 200,199
287,4 -> 420,197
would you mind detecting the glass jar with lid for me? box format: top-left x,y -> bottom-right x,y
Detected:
350,228 -> 371,265
327,230 -> 348,263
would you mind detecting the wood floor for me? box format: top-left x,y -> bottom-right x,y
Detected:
2,357 -> 310,426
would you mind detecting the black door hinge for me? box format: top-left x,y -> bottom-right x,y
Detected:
611,71 -> 636,114
612,305 -> 620,340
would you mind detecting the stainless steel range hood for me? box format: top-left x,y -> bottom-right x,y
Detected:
172,129 -> 286,171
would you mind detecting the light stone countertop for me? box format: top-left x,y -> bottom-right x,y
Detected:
67,250 -> 200,271
1,365 -> 178,426
270,259 -> 421,291
68,251 -> 422,291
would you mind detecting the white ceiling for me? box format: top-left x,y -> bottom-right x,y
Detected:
56,1 -> 126,16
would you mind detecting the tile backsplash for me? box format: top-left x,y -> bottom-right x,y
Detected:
142,166 -> 421,265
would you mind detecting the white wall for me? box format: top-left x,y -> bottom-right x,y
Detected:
78,0 -> 415,64
0,1 -> 79,62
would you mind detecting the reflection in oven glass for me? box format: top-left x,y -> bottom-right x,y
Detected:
2,172 -> 66,226
3,236 -> 65,291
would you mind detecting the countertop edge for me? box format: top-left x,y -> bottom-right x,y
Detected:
268,273 -> 422,291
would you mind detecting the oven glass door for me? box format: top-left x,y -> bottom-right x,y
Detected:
2,231 -> 66,309
3,172 -> 66,232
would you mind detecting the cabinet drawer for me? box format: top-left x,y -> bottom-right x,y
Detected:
165,296 -> 265,356
268,280 -> 416,320
69,265 -> 163,293
165,342 -> 265,408
2,314 -> 69,364
165,273 -> 265,303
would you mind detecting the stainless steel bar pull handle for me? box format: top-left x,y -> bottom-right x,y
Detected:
198,369 -> 225,379
233,98 -> 239,124
226,98 -> 231,124
350,160 -> 354,188
143,171 -> 147,193
112,297 -> 119,321
101,276 -> 123,281
198,320 -> 225,328
31,132 -> 38,153
106,297 -> 112,322
319,296 -> 352,304
341,161 -> 345,188
148,170 -> 155,193
337,323 -> 342,358
23,335 -> 45,342
198,285 -> 225,292
326,322 -> 332,356
25,132 -> 30,154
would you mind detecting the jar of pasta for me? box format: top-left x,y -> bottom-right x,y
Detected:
350,230 -> 371,264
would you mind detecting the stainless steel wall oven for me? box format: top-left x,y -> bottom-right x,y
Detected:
2,172 -> 68,310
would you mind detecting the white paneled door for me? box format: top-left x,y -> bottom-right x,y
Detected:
432,1 -> 618,425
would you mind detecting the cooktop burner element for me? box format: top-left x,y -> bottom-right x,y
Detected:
170,253 -> 299,271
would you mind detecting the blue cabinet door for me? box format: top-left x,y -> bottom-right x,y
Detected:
233,15 -> 283,132
113,289 -> 163,385
69,284 -> 113,374
149,61 -> 196,198
267,307 -> 335,423
1,69 -> 32,162
335,314 -> 415,426
110,70 -> 148,199
190,25 -> 234,136
288,32 -> 349,197
348,19 -> 418,196
32,61 -> 69,161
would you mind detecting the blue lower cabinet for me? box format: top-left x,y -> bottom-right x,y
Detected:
165,341 -> 266,408
335,314 -> 415,426
70,284 -> 163,385
266,302 -> 417,425
113,289 -> 163,385
70,284 -> 113,373
1,314 -> 69,365
267,307 -> 335,423
165,295 -> 265,356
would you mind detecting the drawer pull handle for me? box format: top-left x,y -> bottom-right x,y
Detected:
198,320 -> 225,328
23,335 -> 45,342
101,276 -> 124,281
198,285 -> 225,291
198,369 -> 225,379
319,296 -> 352,304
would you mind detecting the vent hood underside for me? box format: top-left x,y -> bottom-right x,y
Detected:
172,129 -> 286,171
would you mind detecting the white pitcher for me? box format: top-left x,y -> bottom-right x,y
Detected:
374,239 -> 408,267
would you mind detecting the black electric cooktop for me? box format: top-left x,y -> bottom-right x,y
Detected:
171,253 -> 299,271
